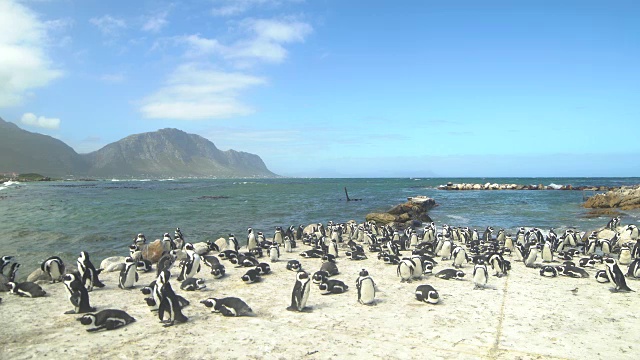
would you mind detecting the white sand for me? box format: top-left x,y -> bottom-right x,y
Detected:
1,243 -> 638,360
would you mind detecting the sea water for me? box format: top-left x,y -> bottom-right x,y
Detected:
1,177 -> 639,278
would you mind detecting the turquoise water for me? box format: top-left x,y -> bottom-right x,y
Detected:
2,177 -> 639,278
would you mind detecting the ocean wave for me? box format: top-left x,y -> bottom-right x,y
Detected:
446,214 -> 470,223
548,183 -> 563,190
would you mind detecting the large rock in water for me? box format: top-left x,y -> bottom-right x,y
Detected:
365,196 -> 436,226
583,186 -> 640,210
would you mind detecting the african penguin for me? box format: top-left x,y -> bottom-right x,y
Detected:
287,271 -> 311,312
77,309 -> 135,332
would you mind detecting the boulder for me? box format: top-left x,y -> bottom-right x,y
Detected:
583,186 -> 640,210
365,212 -> 397,224
27,268 -> 51,283
214,237 -> 228,252
100,256 -> 126,272
145,240 -> 165,263
193,242 -> 210,255
365,197 -> 436,226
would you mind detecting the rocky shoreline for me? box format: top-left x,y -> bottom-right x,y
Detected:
438,182 -> 622,191
583,185 -> 640,210
365,196 -> 436,227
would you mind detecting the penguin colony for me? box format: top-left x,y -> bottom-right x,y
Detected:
1,218 -> 639,333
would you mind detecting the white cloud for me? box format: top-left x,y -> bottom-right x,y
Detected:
181,19 -> 312,64
90,15 -> 126,36
142,11 -> 168,33
140,63 -> 266,120
20,112 -> 60,129
211,0 -> 303,17
0,0 -> 62,107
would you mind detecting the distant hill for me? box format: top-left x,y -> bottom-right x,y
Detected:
0,118 -> 88,177
0,118 -> 277,178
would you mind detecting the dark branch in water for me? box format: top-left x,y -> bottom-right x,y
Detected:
344,187 -> 362,201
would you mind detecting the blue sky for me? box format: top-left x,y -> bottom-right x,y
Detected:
1,0 -> 639,177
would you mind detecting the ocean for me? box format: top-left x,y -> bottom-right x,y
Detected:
2,177 -> 639,279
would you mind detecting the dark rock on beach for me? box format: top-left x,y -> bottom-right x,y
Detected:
365,196 -> 435,226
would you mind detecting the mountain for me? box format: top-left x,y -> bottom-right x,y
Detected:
83,128 -> 276,178
0,117 -> 88,177
0,118 -> 276,178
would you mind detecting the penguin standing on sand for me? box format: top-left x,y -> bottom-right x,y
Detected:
473,259 -> 488,289
284,236 -> 293,253
452,246 -> 468,268
62,272 -> 95,314
118,257 -> 139,289
77,309 -> 136,332
397,258 -> 415,283
269,242 -> 280,262
274,227 -> 284,245
627,259 -> 640,279
541,241 -> 554,263
604,258 -> 634,292
523,244 -> 539,268
41,256 -> 65,283
77,251 -> 105,291
177,243 -> 201,282
228,234 -> 239,252
158,270 -> 189,326
287,271 -> 311,312
247,228 -> 258,250
356,269 -> 376,305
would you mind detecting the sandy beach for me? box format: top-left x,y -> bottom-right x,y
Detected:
1,232 -> 638,360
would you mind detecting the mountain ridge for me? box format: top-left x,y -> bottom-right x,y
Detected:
0,118 -> 277,178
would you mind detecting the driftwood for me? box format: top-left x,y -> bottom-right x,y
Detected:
344,187 -> 362,201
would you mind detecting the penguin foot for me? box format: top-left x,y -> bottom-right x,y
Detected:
64,310 -> 77,314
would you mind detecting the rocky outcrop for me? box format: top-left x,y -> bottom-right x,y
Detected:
365,196 -> 436,226
439,182 -> 621,191
583,185 -> 640,210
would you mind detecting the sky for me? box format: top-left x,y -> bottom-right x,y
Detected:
1,0 -> 639,177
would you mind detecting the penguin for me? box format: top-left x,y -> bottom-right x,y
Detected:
600,239 -> 612,255
247,228 -> 258,250
162,233 -> 176,251
328,239 -> 339,258
284,236 -> 293,253
228,234 -> 239,252
286,260 -> 302,272
397,258 -> 415,283
422,261 -> 434,275
626,259 -> 640,279
136,258 -> 152,273
435,269 -> 465,280
180,278 -> 206,291
356,269 -> 376,305
77,309 -> 135,332
77,251 -> 105,291
346,251 -> 368,261
62,273 -> 95,314
312,270 -> 329,285
604,258 -> 634,292
541,241 -> 554,263
274,226 -> 285,245
415,284 -> 439,304
488,252 -> 508,277
320,261 -> 339,277
452,247 -> 468,269
156,251 -> 176,276
177,243 -> 201,282
410,254 -> 423,280
157,273 -> 188,326
6,282 -> 46,298
200,297 -> 254,317
322,254 -> 337,264
473,259 -> 488,289
300,249 -> 323,259
241,269 -> 261,284
523,244 -> 539,268
539,265 -> 558,277
595,270 -> 610,283
134,233 -> 147,246
319,279 -> 349,295
438,237 -> 453,260
409,230 -> 419,248
118,257 -> 139,289
255,263 -> 271,275
287,271 -> 311,312
618,246 -> 632,265
269,243 -> 280,262
41,256 -> 65,283
557,265 -> 589,278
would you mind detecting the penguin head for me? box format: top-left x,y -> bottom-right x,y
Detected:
184,243 -> 194,251
296,271 -> 309,281
247,227 -> 253,233
455,271 -> 465,279
125,257 -> 136,264
6,282 -> 16,292
159,269 -> 171,283
359,269 -> 369,277
200,298 -> 217,309
77,314 -> 96,326
603,257 -> 617,266
79,251 -> 89,261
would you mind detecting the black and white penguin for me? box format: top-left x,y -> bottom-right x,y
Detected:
134,233 -> 147,246
618,245 -> 632,265
157,274 -> 188,327
415,284 -> 439,304
286,260 -> 302,272
41,256 -> 65,283
473,259 -> 488,289
328,239 -> 339,258
397,258 -> 415,283
452,247 -> 468,269
6,281 -> 46,298
523,244 -> 539,268
539,265 -> 558,277
62,272 -> 95,314
247,228 -> 258,250
180,278 -> 206,291
200,297 -> 254,317
604,258 -> 634,292
255,263 -> 271,275
156,251 -> 176,276
228,234 -> 239,252
269,243 -> 280,262
118,257 -> 139,289
320,261 -> 339,277
284,236 -> 293,253
300,249 -> 323,259
557,265 -> 589,278
77,251 -> 105,291
319,279 -> 349,295
136,258 -> 152,273
162,233 -> 176,251
77,309 -> 135,332
595,270 -> 610,283
435,269 -> 465,280
356,269 -> 376,305
177,243 -> 201,282
488,252 -> 508,277
241,269 -> 261,284
541,241 -> 554,263
273,226 -> 284,245
287,271 -> 311,312
627,259 -> 640,279
312,270 -> 329,285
